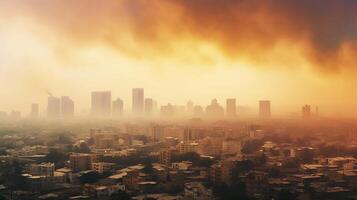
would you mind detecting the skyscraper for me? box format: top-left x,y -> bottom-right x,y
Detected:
145,98 -> 153,115
91,91 -> 111,116
206,99 -> 224,118
152,125 -> 164,141
61,96 -> 74,117
47,96 -> 60,118
302,104 -> 311,118
183,128 -> 194,141
226,98 -> 236,117
259,100 -> 271,118
30,103 -> 39,117
112,98 -> 124,116
160,103 -> 174,117
132,88 -> 144,115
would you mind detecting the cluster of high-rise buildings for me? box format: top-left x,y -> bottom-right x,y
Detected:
2,88 -> 323,119
46,96 -> 74,118
3,88 -> 274,119
0,88 -> 318,118
301,104 -> 319,118
90,88 -> 156,117
26,88 -> 273,118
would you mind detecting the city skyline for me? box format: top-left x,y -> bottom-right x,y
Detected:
2,1 -> 357,199
0,86 -> 325,118
0,87 -> 324,119
1,1 -> 357,117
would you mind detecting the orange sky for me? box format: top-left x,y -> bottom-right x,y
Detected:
1,0 -> 357,117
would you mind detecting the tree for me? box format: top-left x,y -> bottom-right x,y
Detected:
2,161 -> 26,190
57,134 -> 72,144
241,139 -> 263,154
74,142 -> 91,153
212,182 -> 248,200
283,158 -> 300,168
277,189 -> 295,200
172,152 -> 200,164
110,190 -> 132,200
300,148 -> 314,163
79,171 -> 101,184
268,167 -> 281,178
197,157 -> 214,167
0,148 -> 7,155
45,149 -> 68,168
235,160 -> 254,173
258,153 -> 267,165
143,160 -> 153,174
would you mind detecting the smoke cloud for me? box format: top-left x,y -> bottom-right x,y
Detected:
2,0 -> 357,71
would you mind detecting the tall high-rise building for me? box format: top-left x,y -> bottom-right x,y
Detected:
61,96 -> 74,117
206,99 -> 224,118
47,96 -> 60,118
302,104 -> 311,118
145,98 -> 153,115
158,149 -> 172,166
259,100 -> 271,118
132,88 -> 144,115
226,98 -> 236,117
91,91 -> 111,116
69,153 -> 92,172
152,125 -> 165,142
160,103 -> 174,117
112,98 -> 124,116
183,128 -> 194,141
30,103 -> 39,117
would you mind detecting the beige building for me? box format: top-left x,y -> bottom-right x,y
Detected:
69,153 -> 93,172
91,129 -> 119,149
92,162 -> 115,174
179,141 -> 198,154
28,162 -> 55,177
159,149 -> 172,166
198,137 -> 223,156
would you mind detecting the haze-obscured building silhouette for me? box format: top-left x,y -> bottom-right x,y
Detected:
132,88 -> 144,115
259,100 -> 271,118
206,99 -> 224,118
152,125 -> 165,142
47,96 -> 61,118
226,98 -> 236,117
302,104 -> 311,118
91,91 -> 111,116
161,103 -> 174,117
145,98 -> 153,115
61,96 -> 74,117
112,98 -> 124,116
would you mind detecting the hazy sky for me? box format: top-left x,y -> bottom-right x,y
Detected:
1,0 -> 357,117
